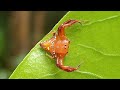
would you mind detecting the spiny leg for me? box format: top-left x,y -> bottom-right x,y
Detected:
58,20 -> 82,39
56,57 -> 79,72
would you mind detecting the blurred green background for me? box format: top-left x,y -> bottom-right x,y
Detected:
0,11 -> 67,79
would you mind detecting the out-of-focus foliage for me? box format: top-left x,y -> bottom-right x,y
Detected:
0,12 -> 9,57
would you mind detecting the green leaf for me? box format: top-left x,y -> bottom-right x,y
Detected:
9,11 -> 120,79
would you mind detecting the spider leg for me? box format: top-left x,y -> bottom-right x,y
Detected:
56,57 -> 78,72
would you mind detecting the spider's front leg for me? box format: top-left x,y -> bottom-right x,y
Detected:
58,20 -> 81,39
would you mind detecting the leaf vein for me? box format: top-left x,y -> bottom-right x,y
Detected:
78,44 -> 120,56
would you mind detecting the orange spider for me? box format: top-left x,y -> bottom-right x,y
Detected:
40,20 -> 81,72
